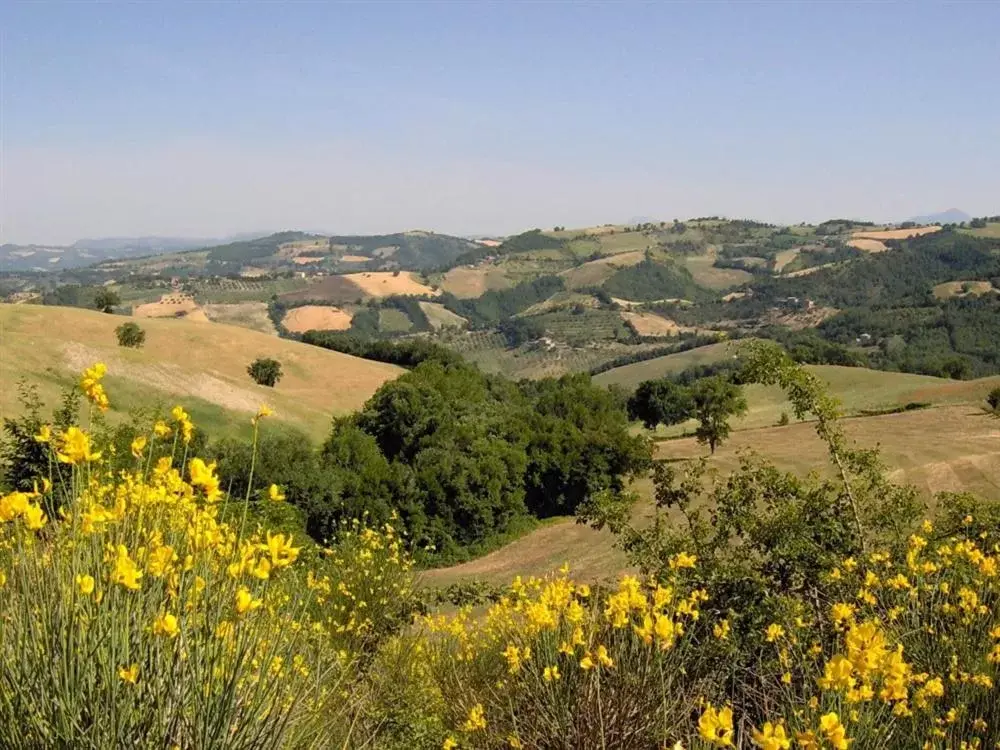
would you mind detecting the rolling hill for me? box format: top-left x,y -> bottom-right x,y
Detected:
427,367 -> 1000,587
0,304 -> 403,441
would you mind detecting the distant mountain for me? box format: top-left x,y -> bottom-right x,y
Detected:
70,236 -> 214,252
0,232 -> 270,273
909,209 -> 971,225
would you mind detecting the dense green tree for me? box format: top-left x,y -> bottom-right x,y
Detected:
627,379 -> 694,429
93,288 -> 120,313
247,357 -> 283,387
987,387 -> 1000,414
520,375 -> 651,517
689,376 -> 747,453
115,321 -> 146,348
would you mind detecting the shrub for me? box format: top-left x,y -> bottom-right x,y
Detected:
247,357 -> 282,387
115,321 -> 146,348
93,288 -> 120,313
0,368 -> 416,747
987,386 -> 1000,413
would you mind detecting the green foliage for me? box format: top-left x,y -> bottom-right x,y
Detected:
330,232 -> 478,270
987,386 -> 1000,414
602,259 -> 707,302
205,231 -> 317,262
0,383 -> 80,493
497,229 -> 566,254
300,331 -> 463,367
518,374 -> 651,517
627,379 -> 694,429
498,316 -> 545,347
114,321 -> 146,348
247,357 -> 282,387
93,288 -> 120,313
689,376 -> 747,453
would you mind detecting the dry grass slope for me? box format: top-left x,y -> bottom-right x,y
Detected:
281,305 -> 353,333
343,272 -> 440,298
0,304 -> 402,441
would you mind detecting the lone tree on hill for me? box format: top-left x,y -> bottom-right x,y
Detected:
627,379 -> 694,430
986,386 -> 1000,415
690,376 -> 747,454
248,357 -> 283,388
94,289 -> 121,314
115,321 -> 146,348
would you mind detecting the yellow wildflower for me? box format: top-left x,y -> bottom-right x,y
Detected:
111,545 -> 143,590
669,551 -> 697,570
543,665 -> 561,682
819,713 -> 850,750
595,644 -> 613,668
188,458 -> 222,502
130,435 -> 147,459
752,721 -> 791,750
713,619 -> 731,640
462,703 -> 487,732
268,484 -> 286,502
117,664 -> 139,684
765,623 -> 785,642
698,703 -> 734,747
152,612 -> 180,638
23,504 -> 47,530
75,574 -> 95,596
33,424 -> 52,443
235,586 -> 263,615
56,427 -> 101,464
442,738 -> 458,750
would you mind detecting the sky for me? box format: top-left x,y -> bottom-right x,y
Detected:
2,1 -> 998,245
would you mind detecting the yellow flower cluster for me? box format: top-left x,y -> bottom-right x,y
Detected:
80,362 -> 109,411
0,365 -> 416,747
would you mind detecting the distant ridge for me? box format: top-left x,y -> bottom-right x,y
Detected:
909,208 -> 971,224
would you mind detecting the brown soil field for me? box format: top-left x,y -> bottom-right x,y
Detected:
621,311 -> 692,336
847,238 -> 889,253
292,256 -> 323,265
281,305 -> 353,333
342,272 -> 440,298
852,226 -> 941,241
279,275 -> 366,304
340,255 -> 370,262
133,294 -> 199,318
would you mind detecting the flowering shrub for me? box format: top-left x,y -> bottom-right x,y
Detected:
0,365 -> 414,748
423,557 -> 709,749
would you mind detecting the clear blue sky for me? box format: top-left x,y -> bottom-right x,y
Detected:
3,1 -> 998,244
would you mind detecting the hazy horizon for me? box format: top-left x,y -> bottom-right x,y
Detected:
3,2 -> 998,245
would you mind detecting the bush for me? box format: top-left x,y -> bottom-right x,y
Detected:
115,321 -> 146,348
93,288 -> 120,313
247,357 -> 282,387
0,366 -> 415,747
987,386 -> 1000,413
